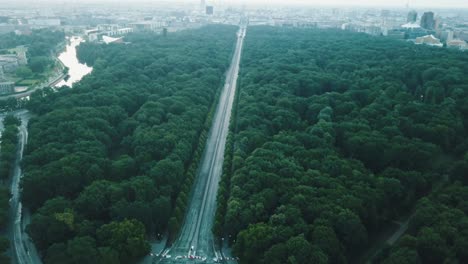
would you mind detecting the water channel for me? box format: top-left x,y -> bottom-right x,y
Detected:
54,36 -> 93,87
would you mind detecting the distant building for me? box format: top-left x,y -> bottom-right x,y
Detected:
129,21 -> 162,32
400,23 -> 428,39
108,27 -> 133,36
0,55 -> 20,73
402,22 -> 420,29
439,30 -> 454,42
88,33 -> 98,42
206,6 -> 214,15
457,32 -> 468,43
97,24 -> 119,31
448,31 -> 454,42
420,12 -> 435,30
0,82 -> 14,94
102,36 -> 124,44
0,68 -> 14,95
415,35 -> 443,47
407,28 -> 429,39
434,17 -> 441,31
407,10 -> 417,23
28,18 -> 61,26
386,29 -> 405,39
447,39 -> 467,50
200,0 -> 206,9
15,47 -> 27,65
95,25 -> 133,37
14,28 -> 32,36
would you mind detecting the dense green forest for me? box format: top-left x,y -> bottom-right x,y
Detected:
0,115 -> 20,263
375,183 -> 468,264
0,186 -> 10,263
216,26 -> 468,263
21,25 -> 237,263
0,115 -> 21,180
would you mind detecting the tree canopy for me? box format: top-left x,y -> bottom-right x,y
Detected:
216,26 -> 468,263
22,25 -> 237,263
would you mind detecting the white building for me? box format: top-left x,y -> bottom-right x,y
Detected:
415,35 -> 443,47
107,27 -> 133,36
102,36 -> 123,44
128,21 -> 163,32
447,39 -> 467,50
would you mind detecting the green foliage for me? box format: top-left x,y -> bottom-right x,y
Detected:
66,236 -> 99,264
379,184 -> 468,263
0,97 -> 25,112
29,56 -> 53,73
16,66 -> 33,79
220,26 -> 468,263
0,187 -> 9,230
0,235 -> 10,262
0,115 -> 20,180
22,25 -> 237,263
97,219 -> 150,263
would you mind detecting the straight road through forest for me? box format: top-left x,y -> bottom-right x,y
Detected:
158,26 -> 246,264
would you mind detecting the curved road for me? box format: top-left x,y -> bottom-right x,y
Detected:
158,26 -> 246,264
4,110 -> 42,264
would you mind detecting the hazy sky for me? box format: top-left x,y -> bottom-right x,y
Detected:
4,0 -> 468,8
224,0 -> 468,8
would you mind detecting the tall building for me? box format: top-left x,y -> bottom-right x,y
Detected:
434,17 -> 441,31
407,10 -> 417,23
420,12 -> 435,30
200,0 -> 206,9
206,6 -> 214,15
447,31 -> 454,42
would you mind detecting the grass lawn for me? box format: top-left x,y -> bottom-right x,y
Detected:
16,79 -> 40,86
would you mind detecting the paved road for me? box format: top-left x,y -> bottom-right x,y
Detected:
157,26 -> 246,264
4,110 -> 42,264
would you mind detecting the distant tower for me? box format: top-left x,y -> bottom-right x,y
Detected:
421,12 -> 435,30
434,17 -> 441,31
447,30 -> 454,42
407,10 -> 417,23
200,0 -> 206,10
206,6 -> 214,15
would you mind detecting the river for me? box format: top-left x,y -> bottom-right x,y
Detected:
54,36 -> 93,87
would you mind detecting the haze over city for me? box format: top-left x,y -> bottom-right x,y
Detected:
4,0 -> 468,8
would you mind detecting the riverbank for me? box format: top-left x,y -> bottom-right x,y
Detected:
0,36 -> 92,100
